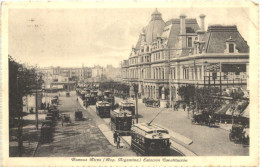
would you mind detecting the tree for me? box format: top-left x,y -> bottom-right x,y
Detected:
9,55 -> 40,156
230,90 -> 245,124
177,84 -> 195,104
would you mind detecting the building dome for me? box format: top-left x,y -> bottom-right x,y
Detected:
145,9 -> 165,44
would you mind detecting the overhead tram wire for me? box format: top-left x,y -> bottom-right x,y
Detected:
148,108 -> 166,126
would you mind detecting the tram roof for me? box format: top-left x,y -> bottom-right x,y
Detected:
131,123 -> 170,139
96,101 -> 111,107
111,110 -> 132,117
132,123 -> 168,133
119,101 -> 135,107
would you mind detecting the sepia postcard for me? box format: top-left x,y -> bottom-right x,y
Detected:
1,1 -> 259,167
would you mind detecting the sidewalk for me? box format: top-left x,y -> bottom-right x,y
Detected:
78,97 -> 125,148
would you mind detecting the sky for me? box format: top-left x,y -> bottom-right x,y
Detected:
8,7 -> 250,68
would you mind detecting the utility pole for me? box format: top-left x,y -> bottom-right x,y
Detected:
35,78 -> 39,130
168,48 -> 172,108
17,68 -> 23,156
135,93 -> 138,124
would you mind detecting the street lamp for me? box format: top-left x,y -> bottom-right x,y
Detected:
204,61 -> 208,87
35,75 -> 40,130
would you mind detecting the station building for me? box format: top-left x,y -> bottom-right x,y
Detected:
121,9 -> 249,106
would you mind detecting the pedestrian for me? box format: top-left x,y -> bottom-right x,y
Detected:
183,104 -> 186,111
117,134 -> 120,149
187,107 -> 190,118
113,132 -> 118,144
173,104 -> 176,111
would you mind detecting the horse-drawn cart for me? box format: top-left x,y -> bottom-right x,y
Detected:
61,114 -> 71,126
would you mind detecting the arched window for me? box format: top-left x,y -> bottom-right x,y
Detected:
162,68 -> 164,80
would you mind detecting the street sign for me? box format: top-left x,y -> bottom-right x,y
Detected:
205,63 -> 220,72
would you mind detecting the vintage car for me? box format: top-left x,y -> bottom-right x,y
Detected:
229,124 -> 249,145
61,114 -> 71,126
191,111 -> 216,127
51,97 -> 59,105
145,99 -> 159,108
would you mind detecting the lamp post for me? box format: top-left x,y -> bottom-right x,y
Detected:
204,61 -> 208,87
17,67 -> 23,156
35,76 -> 39,130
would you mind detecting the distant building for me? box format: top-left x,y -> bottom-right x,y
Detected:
38,66 -> 92,90
122,9 -> 249,106
104,65 -> 122,82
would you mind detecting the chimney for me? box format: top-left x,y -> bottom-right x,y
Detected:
179,14 -> 186,34
199,14 -> 206,31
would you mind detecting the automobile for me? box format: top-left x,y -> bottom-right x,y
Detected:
229,124 -> 249,145
191,111 -> 216,127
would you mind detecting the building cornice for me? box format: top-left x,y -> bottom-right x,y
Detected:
173,53 -> 249,62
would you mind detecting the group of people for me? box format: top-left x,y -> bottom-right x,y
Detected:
113,132 -> 121,149
173,103 -> 187,111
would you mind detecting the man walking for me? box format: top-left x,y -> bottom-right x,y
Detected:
113,132 -> 117,144
117,134 -> 120,149
183,104 -> 186,111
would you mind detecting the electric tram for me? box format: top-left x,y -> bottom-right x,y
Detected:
110,110 -> 132,135
103,91 -> 115,107
131,123 -> 171,156
119,101 -> 135,116
96,101 -> 111,118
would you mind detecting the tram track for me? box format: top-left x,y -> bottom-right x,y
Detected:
81,98 -> 195,156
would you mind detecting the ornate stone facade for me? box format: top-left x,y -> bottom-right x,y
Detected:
122,9 -> 249,107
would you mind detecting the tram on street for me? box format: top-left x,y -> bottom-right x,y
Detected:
110,110 -> 132,135
96,101 -> 111,118
103,90 -> 115,107
131,123 -> 171,156
119,101 -> 135,116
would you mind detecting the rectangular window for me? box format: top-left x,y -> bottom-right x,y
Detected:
188,37 -> 192,47
229,44 -> 234,53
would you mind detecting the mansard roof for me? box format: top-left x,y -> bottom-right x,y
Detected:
204,25 -> 249,53
163,18 -> 200,48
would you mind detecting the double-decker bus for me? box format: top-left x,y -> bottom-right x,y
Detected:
110,110 -> 132,135
96,101 -> 111,118
131,123 -> 171,156
119,101 -> 135,116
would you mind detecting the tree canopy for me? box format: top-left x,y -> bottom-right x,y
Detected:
9,56 -> 42,126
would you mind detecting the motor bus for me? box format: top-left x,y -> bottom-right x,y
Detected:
131,123 -> 171,156
119,101 -> 135,116
96,101 -> 111,118
110,110 -> 132,135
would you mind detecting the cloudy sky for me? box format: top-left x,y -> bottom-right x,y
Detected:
8,7 -> 250,68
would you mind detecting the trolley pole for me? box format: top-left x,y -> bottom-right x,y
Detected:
135,93 -> 138,124
35,79 -> 39,130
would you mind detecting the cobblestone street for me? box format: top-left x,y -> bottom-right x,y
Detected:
35,92 -> 136,157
